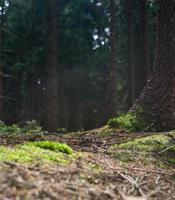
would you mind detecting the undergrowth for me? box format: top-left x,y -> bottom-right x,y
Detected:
26,141 -> 73,154
0,120 -> 42,135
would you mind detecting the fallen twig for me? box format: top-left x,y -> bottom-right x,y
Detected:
104,159 -> 172,175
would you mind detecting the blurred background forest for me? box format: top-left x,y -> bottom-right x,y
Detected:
0,0 -> 156,131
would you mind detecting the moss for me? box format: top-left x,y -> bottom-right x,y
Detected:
26,141 -> 73,154
0,141 -> 74,165
107,112 -> 145,132
118,134 -> 170,151
111,133 -> 175,152
109,132 -> 175,165
112,151 -> 135,162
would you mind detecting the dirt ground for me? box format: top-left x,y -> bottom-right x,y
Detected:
0,129 -> 175,200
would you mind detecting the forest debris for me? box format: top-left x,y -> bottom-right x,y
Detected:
0,130 -> 174,200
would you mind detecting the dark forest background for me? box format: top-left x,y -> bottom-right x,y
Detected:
0,0 -> 156,131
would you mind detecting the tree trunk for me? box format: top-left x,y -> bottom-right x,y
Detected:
0,25 -> 3,121
0,1 -> 4,121
106,0 -> 118,118
43,0 -> 60,131
134,0 -> 151,99
141,0 -> 151,79
138,0 -> 150,89
126,0 -> 135,109
131,0 -> 175,131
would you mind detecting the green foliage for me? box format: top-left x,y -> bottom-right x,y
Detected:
107,113 -> 145,132
22,120 -> 42,134
56,128 -> 67,134
0,142 -> 74,164
26,141 -> 73,155
0,121 -> 21,135
0,121 -> 42,135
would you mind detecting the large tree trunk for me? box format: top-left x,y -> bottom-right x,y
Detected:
43,0 -> 60,131
106,0 -> 118,118
131,0 -> 175,131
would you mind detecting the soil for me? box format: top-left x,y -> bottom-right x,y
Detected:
0,129 -> 174,200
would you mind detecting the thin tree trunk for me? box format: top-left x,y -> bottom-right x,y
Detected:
140,0 -> 150,84
0,26 -> 3,121
131,0 -> 175,131
0,1 -> 4,121
43,0 -> 60,131
106,0 -> 118,118
126,0 -> 135,108
134,0 -> 151,99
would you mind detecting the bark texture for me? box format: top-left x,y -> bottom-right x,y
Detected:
0,25 -> 3,121
43,0 -> 60,131
131,0 -> 175,131
141,0 -> 151,79
106,0 -> 118,118
126,0 -> 135,107
0,2 -> 4,121
137,0 -> 150,94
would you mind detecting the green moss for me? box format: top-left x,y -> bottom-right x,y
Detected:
108,113 -> 145,132
112,151 -> 136,162
111,133 -> 175,152
118,134 -> 170,151
109,132 -> 175,165
26,141 -> 73,154
0,141 -> 74,165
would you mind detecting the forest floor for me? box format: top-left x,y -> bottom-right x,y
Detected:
0,127 -> 174,200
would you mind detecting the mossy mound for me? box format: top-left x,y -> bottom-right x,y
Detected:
26,141 -> 73,154
0,141 -> 74,165
117,134 -> 172,152
109,132 -> 175,164
107,113 -> 145,132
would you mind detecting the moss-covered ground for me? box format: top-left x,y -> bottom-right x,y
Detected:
107,112 -> 145,132
108,131 -> 175,165
0,141 -> 74,165
0,122 -> 174,199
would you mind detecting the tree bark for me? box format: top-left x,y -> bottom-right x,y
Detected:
141,0 -> 151,79
0,25 -> 3,121
134,0 -> 151,99
0,1 -> 4,121
106,0 -> 118,118
131,0 -> 175,131
138,0 -> 150,88
126,0 -> 135,108
43,0 -> 60,131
